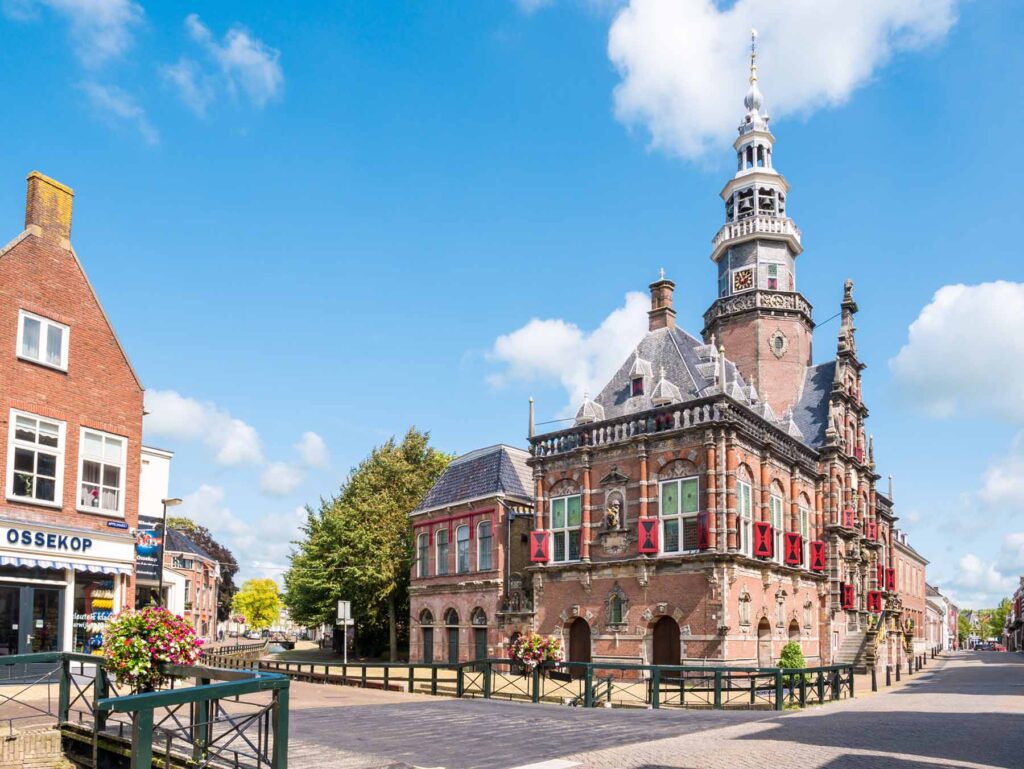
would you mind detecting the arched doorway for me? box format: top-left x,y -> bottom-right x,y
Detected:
652,616 -> 681,667
567,618 -> 591,678
471,608 -> 488,669
445,609 -> 460,663
788,619 -> 801,644
420,609 -> 434,663
757,617 -> 772,668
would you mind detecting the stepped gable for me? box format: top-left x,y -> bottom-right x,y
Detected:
412,444 -> 532,514
792,361 -> 836,448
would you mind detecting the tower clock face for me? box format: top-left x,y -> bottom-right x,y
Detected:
732,268 -> 754,292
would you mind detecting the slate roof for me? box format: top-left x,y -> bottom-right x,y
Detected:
412,444 -> 533,514
792,360 -> 836,449
165,528 -> 214,561
592,326 -> 746,418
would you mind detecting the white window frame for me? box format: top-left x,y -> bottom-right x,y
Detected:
549,494 -> 582,563
435,528 -> 449,576
738,480 -> 753,557
455,524 -> 470,574
770,495 -> 784,565
476,520 -> 493,572
416,532 -> 429,578
659,477 -> 700,555
17,310 -> 70,372
6,409 -> 65,508
799,507 -> 810,567
76,427 -> 127,517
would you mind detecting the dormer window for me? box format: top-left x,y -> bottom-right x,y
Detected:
631,376 -> 644,397
18,310 -> 69,371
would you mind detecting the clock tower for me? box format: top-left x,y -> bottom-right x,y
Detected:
702,31 -> 813,418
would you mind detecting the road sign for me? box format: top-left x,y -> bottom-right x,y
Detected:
336,600 -> 352,665
337,600 -> 351,622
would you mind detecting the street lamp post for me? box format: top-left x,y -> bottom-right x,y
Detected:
157,497 -> 183,607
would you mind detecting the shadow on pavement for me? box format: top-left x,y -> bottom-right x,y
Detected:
632,757 -> 983,769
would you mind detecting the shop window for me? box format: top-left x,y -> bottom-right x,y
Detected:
74,575 -> 115,653
77,429 -> 125,515
7,410 -> 65,506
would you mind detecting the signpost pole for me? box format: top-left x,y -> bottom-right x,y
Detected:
337,600 -> 351,665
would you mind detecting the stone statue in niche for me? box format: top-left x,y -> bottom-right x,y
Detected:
604,496 -> 622,530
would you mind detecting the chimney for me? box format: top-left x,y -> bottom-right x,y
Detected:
648,269 -> 676,331
25,171 -> 74,247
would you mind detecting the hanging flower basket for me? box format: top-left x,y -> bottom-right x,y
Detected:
104,607 -> 203,693
507,632 -> 564,675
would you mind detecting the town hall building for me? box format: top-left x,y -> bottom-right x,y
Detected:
410,44 -> 920,673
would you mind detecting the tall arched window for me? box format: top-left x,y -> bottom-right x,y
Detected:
417,532 -> 429,578
456,524 -> 470,574
435,529 -> 449,576
477,520 -> 492,571
609,595 -> 623,625
737,468 -> 753,557
770,484 -> 785,565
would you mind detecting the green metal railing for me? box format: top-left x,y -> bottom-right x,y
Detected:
253,656 -> 853,711
0,651 -> 290,769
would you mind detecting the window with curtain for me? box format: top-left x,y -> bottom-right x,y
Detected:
770,494 -> 784,564
78,429 -> 125,515
550,495 -> 582,562
660,477 -> 699,553
17,310 -> 69,370
477,520 -> 492,571
456,525 -> 470,573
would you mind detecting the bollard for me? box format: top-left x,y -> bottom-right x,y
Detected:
886,665 -> 891,687
908,659 -> 913,676
896,661 -> 901,681
871,666 -> 877,692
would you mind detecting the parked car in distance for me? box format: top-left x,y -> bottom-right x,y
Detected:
975,642 -> 993,651
993,643 -> 1007,652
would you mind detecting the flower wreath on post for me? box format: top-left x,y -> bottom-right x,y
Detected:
104,606 -> 204,693
507,632 -> 564,675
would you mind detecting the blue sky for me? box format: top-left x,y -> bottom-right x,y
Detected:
1,1 -> 1021,608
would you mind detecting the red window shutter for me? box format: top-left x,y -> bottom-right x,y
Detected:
869,590 -> 883,612
809,541 -> 826,572
886,567 -> 896,591
843,507 -> 855,529
841,583 -> 855,609
529,531 -> 550,563
697,511 -> 710,550
753,521 -> 773,559
637,518 -> 659,554
876,563 -> 884,588
784,533 -> 803,566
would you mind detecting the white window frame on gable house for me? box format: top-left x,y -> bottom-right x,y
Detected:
659,477 -> 700,554
6,409 -> 66,507
17,310 -> 69,371
76,427 -> 127,517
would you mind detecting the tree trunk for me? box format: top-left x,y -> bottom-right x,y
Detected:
388,593 -> 398,662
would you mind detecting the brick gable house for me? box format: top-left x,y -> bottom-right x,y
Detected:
410,53 -> 921,671
0,172 -> 144,656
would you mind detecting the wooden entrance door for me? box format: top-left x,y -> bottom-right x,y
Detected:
652,616 -> 681,667
757,618 -> 772,668
422,627 -> 433,663
568,618 -> 591,678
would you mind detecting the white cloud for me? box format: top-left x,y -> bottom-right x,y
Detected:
295,431 -> 329,468
607,0 -> 957,159
890,282 -> 1024,422
4,0 -> 143,67
160,57 -> 216,116
488,291 -> 649,412
998,532 -> 1024,575
979,433 -> 1024,515
942,552 -> 1016,609
144,389 -> 264,466
175,14 -> 284,110
180,485 -> 304,583
260,462 -> 303,496
80,81 -> 158,144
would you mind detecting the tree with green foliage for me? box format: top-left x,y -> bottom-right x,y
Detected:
166,517 -> 239,623
232,579 -> 282,631
988,597 -> 1011,640
283,428 -> 451,660
957,613 -> 971,647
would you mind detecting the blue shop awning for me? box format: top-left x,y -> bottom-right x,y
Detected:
0,555 -> 131,575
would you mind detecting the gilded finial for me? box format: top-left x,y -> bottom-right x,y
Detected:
750,28 -> 758,84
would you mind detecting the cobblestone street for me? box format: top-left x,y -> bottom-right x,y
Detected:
286,652 -> 1024,769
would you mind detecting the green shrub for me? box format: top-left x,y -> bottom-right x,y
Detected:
778,641 -> 807,685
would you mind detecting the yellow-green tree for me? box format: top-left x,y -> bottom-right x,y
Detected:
232,579 -> 282,631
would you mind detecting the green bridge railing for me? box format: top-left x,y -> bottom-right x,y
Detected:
0,651 -> 290,769
248,656 -> 855,711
